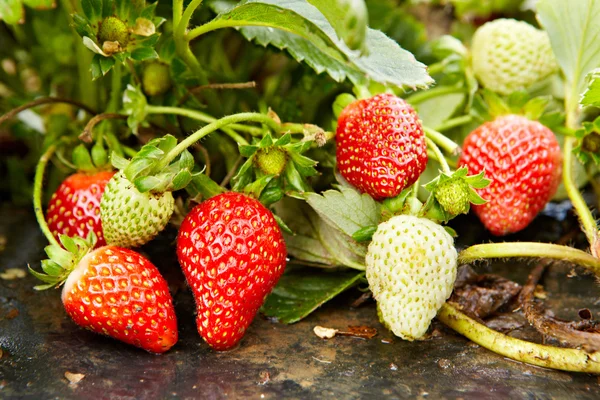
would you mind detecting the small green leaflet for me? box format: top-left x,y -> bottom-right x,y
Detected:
537,0 -> 600,114
581,68 -> 600,108
208,0 -> 432,89
261,267 -> 365,324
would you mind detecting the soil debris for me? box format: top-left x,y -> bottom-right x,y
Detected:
0,268 -> 26,280
64,372 -> 85,385
313,325 -> 377,340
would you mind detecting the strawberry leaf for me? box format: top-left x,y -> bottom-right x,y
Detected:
581,68 -> 600,108
307,0 -> 368,52
305,186 -> 380,237
208,0 -> 432,89
538,0 -> 600,115
274,197 -> 367,268
261,266 -> 365,324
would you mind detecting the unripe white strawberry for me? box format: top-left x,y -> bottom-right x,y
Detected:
100,171 -> 174,248
365,215 -> 458,340
471,18 -> 558,95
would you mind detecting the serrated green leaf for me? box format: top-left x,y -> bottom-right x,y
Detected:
581,68 -> 600,108
274,197 -> 367,268
130,47 -> 158,61
305,186 -> 380,237
209,0 -> 431,89
123,84 -> 148,133
261,267 -> 364,324
307,0 -> 368,52
537,0 -> 600,117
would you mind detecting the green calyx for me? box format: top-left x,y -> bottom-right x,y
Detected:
420,167 -> 490,223
142,62 -> 172,97
574,116 -> 600,165
72,142 -> 111,172
111,134 -> 197,194
255,146 -> 288,176
233,133 -> 318,203
98,16 -> 130,46
28,234 -> 96,290
434,176 -> 471,215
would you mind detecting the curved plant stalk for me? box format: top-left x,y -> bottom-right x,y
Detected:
435,115 -> 473,132
79,113 -> 127,143
562,136 -> 598,254
154,112 -> 280,172
438,303 -> 600,373
423,127 -> 461,155
458,242 -> 600,277
425,137 -> 451,174
33,144 -> 60,248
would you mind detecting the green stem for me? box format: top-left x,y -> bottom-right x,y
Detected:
106,62 -> 122,113
425,137 -> 451,174
563,136 -> 597,250
177,0 -> 203,39
61,0 -> 97,109
435,115 -> 473,132
173,0 -> 183,28
146,105 -> 262,135
459,242 -> 600,277
438,303 -> 600,373
426,61 -> 445,76
424,126 -> 460,155
155,113 -> 279,171
406,86 -> 463,105
34,145 -> 61,248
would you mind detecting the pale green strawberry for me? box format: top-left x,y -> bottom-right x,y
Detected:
471,19 -> 558,95
365,215 -> 458,341
100,171 -> 174,248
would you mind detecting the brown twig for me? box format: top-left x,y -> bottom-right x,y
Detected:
79,113 -> 127,143
519,261 -> 600,352
220,155 -> 243,188
0,97 -> 96,126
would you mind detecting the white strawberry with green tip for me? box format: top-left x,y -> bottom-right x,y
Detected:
100,171 -> 174,248
471,18 -> 558,95
365,215 -> 458,341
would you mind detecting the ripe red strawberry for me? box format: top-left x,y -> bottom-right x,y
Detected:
47,171 -> 115,248
30,236 -> 178,353
176,192 -> 287,350
458,115 -> 562,235
336,93 -> 428,200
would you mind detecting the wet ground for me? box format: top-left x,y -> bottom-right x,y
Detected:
1,203 -> 600,399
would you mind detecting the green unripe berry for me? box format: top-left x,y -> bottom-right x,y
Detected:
98,16 -> 129,46
435,177 -> 471,215
582,132 -> 600,154
142,62 -> 172,97
255,147 -> 288,176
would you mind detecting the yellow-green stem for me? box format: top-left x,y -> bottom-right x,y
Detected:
155,113 -> 279,171
425,137 -> 451,174
424,126 -> 460,155
459,242 -> 600,276
438,303 -> 600,373
563,136 -> 597,249
34,145 -> 60,248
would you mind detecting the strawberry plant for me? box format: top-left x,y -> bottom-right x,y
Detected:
3,0 -> 600,375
